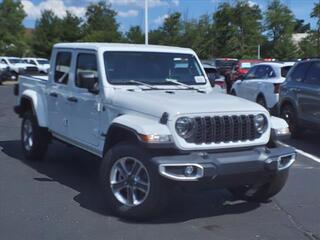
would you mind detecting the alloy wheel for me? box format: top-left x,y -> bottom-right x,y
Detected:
110,157 -> 150,207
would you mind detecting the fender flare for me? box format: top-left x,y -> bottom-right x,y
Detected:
20,89 -> 48,127
110,114 -> 171,136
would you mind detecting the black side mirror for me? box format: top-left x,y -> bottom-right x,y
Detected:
78,71 -> 99,94
238,74 -> 245,81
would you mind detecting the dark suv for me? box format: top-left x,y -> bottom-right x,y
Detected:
279,59 -> 320,137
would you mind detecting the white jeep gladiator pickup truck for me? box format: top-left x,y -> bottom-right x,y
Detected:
14,43 -> 295,219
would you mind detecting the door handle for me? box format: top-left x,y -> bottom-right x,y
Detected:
67,96 -> 78,103
49,92 -> 58,98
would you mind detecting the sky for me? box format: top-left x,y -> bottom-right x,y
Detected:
21,0 -> 319,32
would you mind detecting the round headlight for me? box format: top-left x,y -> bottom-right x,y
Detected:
175,117 -> 195,138
254,114 -> 267,134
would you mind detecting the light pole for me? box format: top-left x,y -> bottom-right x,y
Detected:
145,0 -> 149,45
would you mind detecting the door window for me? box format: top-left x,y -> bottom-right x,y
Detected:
287,62 -> 311,82
75,53 -> 98,90
254,65 -> 269,79
54,52 -> 72,85
305,61 -> 320,84
244,66 -> 257,80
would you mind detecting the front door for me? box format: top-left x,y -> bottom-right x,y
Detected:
299,61 -> 320,124
68,52 -> 102,148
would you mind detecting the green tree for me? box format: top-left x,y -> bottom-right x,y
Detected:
126,26 -> 144,44
0,0 -> 27,56
158,12 -> 182,46
212,1 -> 263,58
32,10 -> 61,57
265,0 -> 298,59
82,1 -> 121,42
299,33 -> 317,58
311,2 -> 320,55
212,3 -> 238,57
181,15 -> 214,59
232,0 -> 263,58
60,11 -> 83,42
294,19 -> 311,33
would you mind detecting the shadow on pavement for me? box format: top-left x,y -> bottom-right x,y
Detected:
0,140 -> 260,223
283,130 -> 320,158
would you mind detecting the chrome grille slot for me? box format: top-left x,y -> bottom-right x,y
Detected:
185,115 -> 258,144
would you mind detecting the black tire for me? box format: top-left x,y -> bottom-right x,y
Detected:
229,169 -> 289,202
256,95 -> 267,109
100,142 -> 168,219
230,90 -> 236,96
280,104 -> 301,138
21,111 -> 49,160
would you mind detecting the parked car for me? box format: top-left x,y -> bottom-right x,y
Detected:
230,59 -> 263,83
0,63 -> 8,84
231,62 -> 294,114
211,58 -> 238,92
202,63 -> 227,93
279,59 -> 320,137
22,58 -> 50,74
0,57 -> 39,80
14,43 -> 295,219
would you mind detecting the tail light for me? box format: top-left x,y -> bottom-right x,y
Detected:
238,68 -> 247,74
274,83 -> 280,94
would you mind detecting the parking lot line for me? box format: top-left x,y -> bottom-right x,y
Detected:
279,141 -> 320,164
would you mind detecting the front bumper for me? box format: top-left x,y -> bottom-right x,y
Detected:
151,146 -> 295,187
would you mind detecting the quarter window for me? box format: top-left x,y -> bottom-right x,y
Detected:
54,52 -> 72,85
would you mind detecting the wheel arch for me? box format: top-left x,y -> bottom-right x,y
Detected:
280,98 -> 298,115
18,90 -> 48,127
103,123 -> 141,155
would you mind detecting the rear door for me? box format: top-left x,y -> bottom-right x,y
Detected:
236,65 -> 258,98
298,61 -> 320,124
47,50 -> 73,137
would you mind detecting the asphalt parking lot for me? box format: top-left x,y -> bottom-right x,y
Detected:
0,84 -> 319,240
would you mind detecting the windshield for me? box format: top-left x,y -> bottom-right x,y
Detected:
8,58 -> 23,64
37,59 -> 49,65
215,60 -> 237,69
104,51 -> 206,85
240,62 -> 252,69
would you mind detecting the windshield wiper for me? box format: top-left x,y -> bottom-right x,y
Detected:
165,78 -> 206,93
128,80 -> 161,90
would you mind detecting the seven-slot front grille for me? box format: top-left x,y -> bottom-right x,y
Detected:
186,115 -> 258,144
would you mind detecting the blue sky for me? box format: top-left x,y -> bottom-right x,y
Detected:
21,0 -> 318,32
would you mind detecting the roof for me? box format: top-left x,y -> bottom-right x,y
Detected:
255,62 -> 295,68
202,63 -> 217,69
54,43 -> 195,54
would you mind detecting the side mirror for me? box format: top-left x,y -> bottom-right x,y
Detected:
238,74 -> 245,81
78,71 -> 99,94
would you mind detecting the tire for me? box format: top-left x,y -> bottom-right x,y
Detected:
230,90 -> 236,96
256,95 -> 267,109
229,169 -> 289,202
280,104 -> 301,138
12,71 -> 18,81
100,142 -> 168,219
21,111 -> 49,160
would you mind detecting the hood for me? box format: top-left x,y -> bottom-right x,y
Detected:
111,89 -> 267,119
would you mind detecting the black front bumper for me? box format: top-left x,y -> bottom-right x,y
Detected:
151,146 -> 295,188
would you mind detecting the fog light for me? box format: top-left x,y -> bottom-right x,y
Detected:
184,166 -> 195,176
